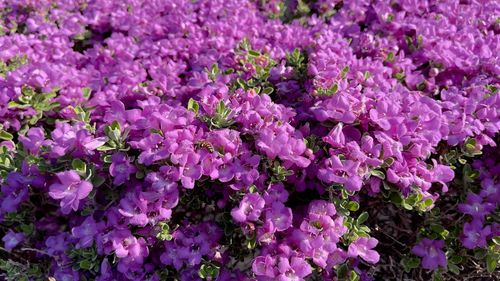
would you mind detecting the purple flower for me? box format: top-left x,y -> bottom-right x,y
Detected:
479,178 -> 500,204
18,127 -> 49,154
2,230 -> 25,251
276,256 -> 312,281
109,153 -> 137,186
458,192 -> 495,220
104,229 -> 149,273
411,239 -> 447,270
460,220 -> 491,249
48,170 -> 93,214
118,194 -> 149,226
252,255 -> 277,278
231,193 -> 265,223
308,200 -> 336,219
318,156 -> 362,192
71,216 -> 104,248
323,123 -> 345,148
45,233 -> 71,256
348,237 -> 380,264
430,160 -> 455,192
266,202 -> 293,231
0,173 -> 29,213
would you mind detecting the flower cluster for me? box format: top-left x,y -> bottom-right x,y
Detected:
0,0 -> 498,280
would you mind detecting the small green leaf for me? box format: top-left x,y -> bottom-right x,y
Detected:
401,256 -> 420,272
262,87 -> 274,95
341,66 -> 349,79
492,236 -> 500,246
97,145 -> 115,151
356,212 -> 369,225
336,264 -> 349,279
448,263 -> 460,275
135,170 -> 145,179
72,159 -> 87,174
346,201 -> 360,212
82,87 -> 92,99
248,50 -> 260,57
432,271 -> 444,281
370,169 -> 385,180
79,260 -> 93,270
386,52 -> 395,62
364,71 -> 371,80
329,83 -> 338,94
349,270 -> 360,281
0,130 -> 13,140
187,98 -> 199,114
422,198 -> 434,207
486,253 -> 498,273
382,157 -> 395,167
92,175 -> 105,187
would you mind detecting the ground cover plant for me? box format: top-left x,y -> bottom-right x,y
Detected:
0,0 -> 499,280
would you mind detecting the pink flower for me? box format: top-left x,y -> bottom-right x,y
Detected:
348,237 -> 380,264
412,239 -> 447,270
48,171 -> 92,214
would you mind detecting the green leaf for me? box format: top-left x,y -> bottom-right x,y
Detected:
216,100 -> 226,115
492,236 -> 500,246
336,264 -> 349,279
102,155 -> 112,163
246,235 -> 257,249
0,130 -> 13,140
356,212 -> 369,225
349,271 -> 360,281
91,175 -> 105,187
72,159 -> 87,174
208,63 -> 219,80
402,200 -> 413,210
97,145 -> 115,151
187,98 -> 199,114
329,83 -> 338,94
198,263 -> 220,280
341,66 -> 349,79
382,157 -> 394,167
346,201 -> 360,212
370,169 -> 385,180
432,271 -> 444,281
401,256 -> 420,272
386,52 -> 395,62
262,87 -> 274,95
79,260 -> 93,270
248,50 -> 260,57
422,198 -> 434,207
430,224 -> 449,239
20,223 -> 35,236
135,170 -> 145,179
486,253 -> 498,273
448,263 -> 460,275
82,87 -> 92,99
364,71 -> 371,80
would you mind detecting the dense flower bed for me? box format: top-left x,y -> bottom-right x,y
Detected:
0,0 -> 499,280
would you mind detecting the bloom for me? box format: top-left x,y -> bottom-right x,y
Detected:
109,153 -> 137,186
411,239 -> 447,270
266,202 -> 293,231
2,230 -> 25,251
460,220 -> 492,249
458,192 -> 495,220
71,216 -> 105,248
276,256 -> 312,281
48,170 -> 93,214
231,193 -> 265,223
348,237 -> 380,264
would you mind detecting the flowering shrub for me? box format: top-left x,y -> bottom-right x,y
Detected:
0,0 -> 499,280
